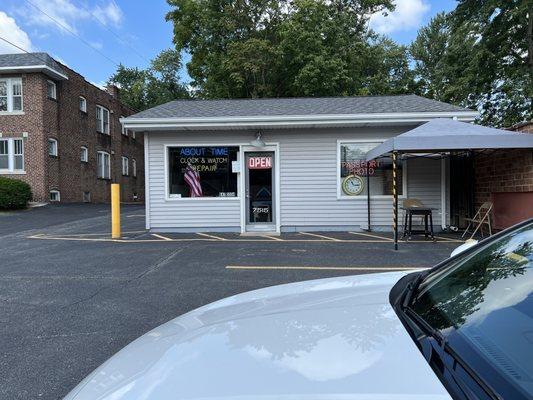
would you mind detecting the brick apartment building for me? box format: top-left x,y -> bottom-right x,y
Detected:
0,52 -> 144,203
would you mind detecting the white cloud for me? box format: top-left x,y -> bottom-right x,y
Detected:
90,80 -> 107,90
93,1 -> 124,26
19,0 -> 124,34
52,54 -> 69,67
370,0 -> 431,34
21,0 -> 90,34
0,12 -> 34,54
89,40 -> 104,50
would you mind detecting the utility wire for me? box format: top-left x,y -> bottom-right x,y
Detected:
70,0 -> 150,63
22,0 -> 120,67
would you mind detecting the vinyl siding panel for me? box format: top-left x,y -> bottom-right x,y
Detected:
405,157 -> 443,227
146,126 -> 445,231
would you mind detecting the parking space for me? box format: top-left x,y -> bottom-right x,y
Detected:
0,204 -> 463,400
28,225 -> 465,244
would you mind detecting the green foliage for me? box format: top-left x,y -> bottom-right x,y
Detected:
410,2 -> 533,127
165,0 -> 412,98
0,177 -> 32,210
108,49 -> 190,111
109,0 -> 531,127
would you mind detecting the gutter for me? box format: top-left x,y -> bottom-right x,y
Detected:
0,65 -> 68,80
121,111 -> 479,131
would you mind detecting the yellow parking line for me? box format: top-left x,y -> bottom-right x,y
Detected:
49,230 -> 147,237
348,231 -> 393,242
299,232 -> 341,241
151,233 -> 173,241
27,234 -> 460,244
226,265 -> 425,271
197,232 -> 228,241
434,235 -> 464,243
264,235 -> 284,241
27,235 -> 384,243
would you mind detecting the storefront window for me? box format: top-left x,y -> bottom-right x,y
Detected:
168,146 -> 239,198
339,142 -> 403,197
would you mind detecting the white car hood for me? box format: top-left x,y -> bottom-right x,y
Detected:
65,271 -> 450,400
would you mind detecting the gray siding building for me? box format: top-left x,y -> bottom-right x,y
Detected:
122,95 -> 478,233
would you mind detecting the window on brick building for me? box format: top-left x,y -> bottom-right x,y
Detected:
96,105 -> 110,134
79,96 -> 87,113
13,139 -> 23,170
48,138 -> 58,157
0,140 -> 8,169
0,78 -> 23,112
97,151 -> 111,179
46,80 -> 57,100
81,146 -> 88,162
132,158 -> 137,177
121,156 -> 129,176
0,138 -> 24,171
50,190 -> 60,202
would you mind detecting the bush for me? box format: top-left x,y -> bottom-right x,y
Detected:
0,177 -> 32,210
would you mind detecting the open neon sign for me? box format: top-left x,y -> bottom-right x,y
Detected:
248,156 -> 272,169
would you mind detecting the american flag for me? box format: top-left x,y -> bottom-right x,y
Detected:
184,164 -> 202,197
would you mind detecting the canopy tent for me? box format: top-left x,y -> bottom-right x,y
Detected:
365,118 -> 533,249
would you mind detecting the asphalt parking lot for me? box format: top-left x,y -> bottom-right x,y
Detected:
0,204 -> 462,400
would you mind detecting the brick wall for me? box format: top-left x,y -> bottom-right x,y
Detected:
473,122 -> 533,206
0,65 -> 144,203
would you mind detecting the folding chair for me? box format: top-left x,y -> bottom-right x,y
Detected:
462,202 -> 493,239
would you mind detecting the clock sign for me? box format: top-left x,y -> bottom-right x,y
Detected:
342,175 -> 364,196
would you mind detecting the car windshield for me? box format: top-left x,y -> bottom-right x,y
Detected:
411,222 -> 533,396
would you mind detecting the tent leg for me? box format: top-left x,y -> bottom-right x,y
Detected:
393,152 -> 399,250
367,168 -> 371,231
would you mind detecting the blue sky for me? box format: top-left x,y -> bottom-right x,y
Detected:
0,0 -> 458,86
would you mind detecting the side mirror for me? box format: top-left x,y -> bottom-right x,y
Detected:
450,239 -> 478,258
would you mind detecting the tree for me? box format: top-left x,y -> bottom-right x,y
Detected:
165,0 -> 415,98
108,49 -> 189,111
451,0 -> 533,127
411,2 -> 533,127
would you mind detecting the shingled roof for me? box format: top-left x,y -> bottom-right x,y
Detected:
0,52 -> 67,80
129,94 -> 473,119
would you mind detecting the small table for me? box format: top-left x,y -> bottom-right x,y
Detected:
401,206 -> 436,241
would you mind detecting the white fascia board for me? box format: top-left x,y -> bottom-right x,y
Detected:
121,111 -> 479,131
0,65 -> 68,80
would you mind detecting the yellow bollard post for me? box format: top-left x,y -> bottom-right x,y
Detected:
111,184 -> 121,239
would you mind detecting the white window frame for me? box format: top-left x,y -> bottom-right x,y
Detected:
79,96 -> 87,112
81,146 -> 88,162
96,105 -> 110,134
132,158 -> 137,177
131,130 -> 136,140
46,80 -> 57,100
49,190 -> 60,202
0,138 -> 25,173
0,78 -> 23,113
97,151 -> 111,179
336,139 -> 407,200
48,138 -> 58,157
121,156 -> 129,176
